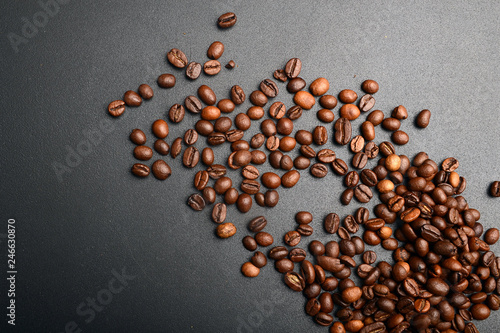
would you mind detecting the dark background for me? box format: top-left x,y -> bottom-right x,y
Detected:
1,0 -> 500,332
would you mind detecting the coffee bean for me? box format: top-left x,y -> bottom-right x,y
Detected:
187,193 -> 205,211
148,159 -> 170,179
241,179 -> 260,194
324,213 -> 340,234
217,12 -> 237,28
250,133 -> 265,149
281,170 -> 300,188
269,101 -> 286,119
255,231 -> 273,247
131,163 -> 150,177
294,91 -> 315,109
339,89 -> 358,103
485,228 -> 499,244
287,77 -> 306,93
124,90 -> 142,107
305,298 -> 321,316
168,104 -> 185,123
296,224 -> 313,236
212,203 -> 227,223
309,77 -> 329,96
107,100 -> 125,117
213,117 -> 231,133
261,172 -> 281,189
248,216 -> 267,232
264,189 -> 279,207
317,149 -> 336,163
284,230 -> 301,246
214,176 -> 232,194
130,129 -> 146,145
332,158 -> 349,175
207,41 -> 224,60
200,147 -> 214,166
206,132 -> 225,146
246,106 -> 263,121
352,152 -> 368,169
311,163 -> 328,178
317,109 -> 335,123
359,94 -> 375,112
285,58 -> 302,78
361,121 -> 376,141
284,271 -> 305,291
340,104 -> 360,120
154,139 -> 169,155
184,61 -> 202,80
287,105 -> 303,120
471,304 -> 490,320
379,141 -> 396,156
273,69 -> 287,82
362,251 -> 377,264
344,171 -> 359,187
202,187 -> 216,205
442,157 -> 459,172
334,118 -> 352,145
280,154 -> 294,169
343,215 -> 359,234
269,246 -> 288,260
416,109 -> 431,128
198,85 -> 216,105
350,135 -> 365,153
392,105 -> 408,119
133,145 -> 153,161
203,60 -> 221,75
170,137 -> 182,158
360,169 -> 378,187
182,147 -> 199,168
294,156 -> 310,170
138,84 -> 153,100
313,126 -> 328,145
241,262 -> 259,277
315,312 -> 333,326
364,142 -> 379,159
157,73 -> 176,88
361,80 -> 379,94
251,251 -> 267,268
249,90 -> 268,106
341,188 -> 354,205
260,79 -> 279,97
194,170 -> 209,190
266,136 -> 280,151
217,222 -> 236,238
236,193 -> 252,213
392,130 -> 409,145
167,48 -> 188,68
183,96 -> 202,115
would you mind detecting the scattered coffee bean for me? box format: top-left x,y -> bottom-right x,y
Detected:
187,193 -> 205,211
217,222 -> 236,238
124,90 -> 142,107
207,41 -> 224,60
131,163 -> 150,177
130,129 -> 146,145
157,73 -> 176,88
108,100 -> 125,117
225,60 -> 236,69
217,12 -> 237,28
186,62 -> 202,80
203,60 -> 221,75
260,79 -> 279,97
138,84 -> 153,100
167,48 -> 188,68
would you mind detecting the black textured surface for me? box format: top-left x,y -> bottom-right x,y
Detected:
1,0 -> 500,332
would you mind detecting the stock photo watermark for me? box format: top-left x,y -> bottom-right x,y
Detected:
6,0 -> 72,53
51,118 -> 115,183
236,289 -> 284,333
52,267 -> 136,333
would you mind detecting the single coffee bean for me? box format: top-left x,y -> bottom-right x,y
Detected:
169,104 -> 185,123
242,237 -> 257,253
311,163 -> 328,178
294,91 -> 315,109
255,231 -> 273,247
276,118 -> 294,136
392,105 -> 408,119
416,109 -> 431,128
317,149 -> 336,163
287,105 -> 303,120
107,100 -> 125,117
264,190 -> 279,207
202,187 -> 216,205
207,132 -> 225,146
187,193 -> 205,211
324,213 -> 340,234
182,146 -> 199,168
269,246 -> 288,260
203,60 -> 221,75
363,251 -> 377,264
334,118 -> 352,145
236,193 -> 252,213
261,172 -> 281,189
250,150 -> 267,165
350,135 -> 365,153
339,89 -> 358,103
317,109 -> 335,123
341,188 -> 354,205
287,77 -> 306,93
343,215 -> 360,234
185,95 -> 202,114
352,152 -> 368,169
207,41 -> 224,60
241,179 -> 260,194
294,156 -> 310,170
269,101 -> 286,119
485,228 -> 499,244
170,137 -> 182,158
194,170 -> 209,190
359,94 -> 375,112
198,85 -> 216,105
146,161 -> 168,181
201,147 -> 214,166
295,211 -> 313,224
217,12 -> 237,28
248,216 -> 267,233
332,158 -> 349,175
310,77 -> 330,96
167,48 -> 188,68
212,203 -> 227,223
138,84 -> 153,100
285,58 -> 302,78
273,69 -> 287,82
241,262 -> 259,277
157,73 -> 176,88
131,163 -> 150,177
367,110 -> 384,126
340,104 -> 361,120
344,171 -> 359,187
214,176 -> 232,194
247,106 -> 264,120
284,271 -> 305,292
361,121 -> 376,141
201,106 -> 221,121
256,194 -> 266,207
382,117 -> 401,131
260,79 -> 279,97
234,113 -> 251,131
284,230 -> 301,246
250,133 -> 265,149
133,146 -> 153,161
218,99 -> 235,114
281,170 -> 300,188
123,90 -> 142,107
185,62 -> 202,80
313,126 -> 328,145
360,169 -> 378,187
266,136 -> 280,151
251,251 -> 267,268
217,222 -> 236,238
154,139 -> 169,155
362,80 -> 379,94
442,157 -> 459,172
319,95 -> 337,110
392,130 -> 409,145
249,90 -> 268,106
297,224 -> 313,236
379,141 -> 396,156
130,129 -> 146,145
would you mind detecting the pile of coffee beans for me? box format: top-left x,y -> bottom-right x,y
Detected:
106,11 -> 500,333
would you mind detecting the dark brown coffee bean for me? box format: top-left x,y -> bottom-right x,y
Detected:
269,101 -> 286,119
183,129 -> 198,145
183,96 -> 202,115
194,170 -> 209,190
226,129 -> 244,142
352,152 -> 368,169
255,231 -> 273,247
242,237 -> 257,252
153,139 -> 169,156
133,146 -> 153,161
261,172 -> 281,189
287,105 -> 303,120
392,105 -> 408,119
211,203 -> 227,223
167,48 -> 188,68
187,193 -> 205,211
131,163 -> 150,177
236,193 -> 252,213
341,188 -> 354,205
108,100 -> 126,118
130,129 -> 146,145
317,109 -> 335,123
264,189 -> 279,207
241,179 -> 260,194
416,109 -> 431,128
138,84 -> 153,100
206,132 -> 224,146
260,79 -> 279,97
334,118 -> 352,145
229,85 -> 245,105
284,272 -> 305,292
250,133 -> 265,149
359,94 -> 375,112
266,136 -> 280,151
185,62 -> 202,80
311,163 -> 328,178
317,149 -> 336,163
305,298 -> 321,317
324,213 -> 340,234
392,130 -> 409,145
251,251 -> 267,268
269,246 -> 288,260
332,158 -> 349,176
248,216 -> 267,233
217,12 -> 237,28
151,119 -> 168,139
344,171 -> 359,187
360,169 -> 378,187
284,231 -> 301,246
198,85 -> 216,105
157,73 -> 176,88
313,126 -> 328,145
170,137 -> 182,158
207,41 -> 224,60
285,58 -> 302,78
281,170 -> 300,188
123,90 -> 142,107
287,77 -> 306,93
249,90 -> 268,107
297,224 -> 313,236
182,146 -> 199,168
207,164 -> 226,180
293,156 -> 310,170
273,69 -> 287,82
379,141 -> 396,156
344,215 -> 360,234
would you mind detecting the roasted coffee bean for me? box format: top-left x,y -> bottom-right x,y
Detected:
340,104 -> 361,120
317,108 -> 335,123
194,170 -> 209,190
264,189 -> 279,207
485,228 -> 499,244
294,91 -> 316,109
285,58 -> 302,78
287,77 -> 306,93
310,77 -> 330,96
311,163 -> 328,178
416,109 -> 431,128
379,141 -> 396,156
269,151 -> 283,169
269,246 -> 288,260
202,187 -> 216,205
212,203 -> 227,223
133,145 -> 153,161
241,165 -> 259,180
185,62 -> 202,80
218,99 -> 235,113
341,188 -> 354,205
130,129 -> 147,145
137,84 -> 153,100
231,140 -> 249,151
236,193 -> 252,213
392,130 -> 409,145
185,95 -> 202,114
266,136 -> 280,151
334,118 -> 352,145
297,224 -> 313,236
230,85 -> 245,105
332,159 -> 349,175
352,152 -> 368,169
275,258 -> 294,273
300,145 -> 316,158
217,222 -> 236,238
251,251 -> 267,268
131,163 -> 150,177
255,232 -> 273,247
364,142 -> 379,159
157,73 -> 176,88
183,129 -> 198,145
249,90 -> 268,106
382,117 -> 401,131
217,12 -> 237,28
149,160 -> 170,180
201,106 -> 220,121
187,193 -> 205,211
182,146 -> 199,168
284,230 -> 301,246
269,101 -> 286,119
324,213 -> 340,234
344,215 -> 360,234
214,176 -> 232,194
170,137 -> 182,158
282,170 -> 300,188
339,89 -> 358,104
350,135 -> 365,153
287,105 -> 303,120
392,105 -> 408,120
198,85 -> 216,105
154,139 -> 169,155
250,133 -> 265,149
260,79 -> 279,97
317,149 -> 336,163
345,171 -> 359,187
359,94 -> 375,112
167,48 -> 188,68
123,90 -> 142,107
241,179 -> 260,194
360,169 -> 378,187
207,132 -> 225,146
280,154 -> 294,168
284,272 -> 305,292
294,156 -> 310,170
213,116 -> 232,133
296,211 -> 313,224
361,79 -> 379,94
207,41 -> 224,60
313,126 -> 328,145
261,172 -> 281,189
234,113 -> 251,131
248,216 -> 267,232
305,298 -> 321,317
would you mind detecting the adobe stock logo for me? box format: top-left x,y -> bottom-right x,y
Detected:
6,0 -> 72,53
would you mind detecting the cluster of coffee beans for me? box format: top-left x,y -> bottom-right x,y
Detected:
106,11 -> 500,333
